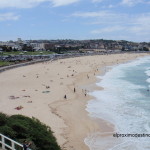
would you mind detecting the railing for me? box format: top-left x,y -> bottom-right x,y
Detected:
0,133 -> 23,150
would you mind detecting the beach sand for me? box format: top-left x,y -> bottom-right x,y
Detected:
0,53 -> 149,150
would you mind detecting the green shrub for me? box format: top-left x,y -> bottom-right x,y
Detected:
0,113 -> 8,126
0,113 -> 61,150
0,125 -> 16,138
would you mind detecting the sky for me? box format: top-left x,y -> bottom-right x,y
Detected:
0,0 -> 150,42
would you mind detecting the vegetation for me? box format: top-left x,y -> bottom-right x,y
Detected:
142,47 -> 149,51
22,44 -> 34,52
0,45 -> 13,52
0,51 -> 54,56
0,113 -> 61,150
0,61 -> 14,67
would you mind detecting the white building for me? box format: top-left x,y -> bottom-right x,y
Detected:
30,43 -> 45,51
17,38 -> 22,43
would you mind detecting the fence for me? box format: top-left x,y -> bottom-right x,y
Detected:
0,133 -> 23,150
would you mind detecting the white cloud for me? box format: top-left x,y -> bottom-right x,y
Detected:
72,11 -> 116,18
91,26 -> 125,34
91,0 -> 103,2
72,11 -> 127,24
51,0 -> 79,7
72,10 -> 150,41
0,0 -> 44,8
0,0 -> 79,8
108,4 -> 114,8
93,14 -> 150,39
128,14 -> 150,35
121,0 -> 144,6
0,13 -> 20,21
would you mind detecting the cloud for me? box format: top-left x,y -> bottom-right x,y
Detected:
0,13 -> 20,21
72,10 -> 150,41
91,0 -> 103,2
72,11 -> 116,18
107,4 -> 114,8
128,14 -> 150,35
51,0 -> 79,7
72,11 -> 127,24
91,26 -> 125,34
121,0 -> 145,6
91,13 -> 150,38
0,0 -> 79,8
0,0 -> 44,8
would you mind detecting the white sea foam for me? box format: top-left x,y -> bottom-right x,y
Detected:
145,69 -> 150,84
85,56 -> 150,150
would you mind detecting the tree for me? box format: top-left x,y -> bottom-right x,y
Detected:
0,46 -> 13,52
22,44 -> 34,52
143,47 -> 149,51
13,48 -> 18,52
121,47 -> 125,51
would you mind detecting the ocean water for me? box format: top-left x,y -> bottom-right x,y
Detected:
85,56 -> 150,150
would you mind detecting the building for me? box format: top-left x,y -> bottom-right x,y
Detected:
30,43 -> 46,51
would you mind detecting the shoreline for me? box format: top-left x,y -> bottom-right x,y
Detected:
0,53 -> 149,150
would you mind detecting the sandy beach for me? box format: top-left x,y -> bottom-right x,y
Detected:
0,53 -> 149,150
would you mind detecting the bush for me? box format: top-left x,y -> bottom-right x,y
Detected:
0,125 -> 16,138
0,113 -> 8,126
0,113 -> 61,150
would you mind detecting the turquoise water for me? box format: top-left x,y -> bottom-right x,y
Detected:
85,56 -> 150,150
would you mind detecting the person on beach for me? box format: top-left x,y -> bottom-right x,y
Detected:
87,74 -> 89,79
84,89 -> 87,96
64,95 -> 67,99
23,140 -> 31,150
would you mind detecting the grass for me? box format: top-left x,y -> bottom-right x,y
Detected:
0,61 -> 14,67
0,51 -> 55,56
0,51 -> 56,67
